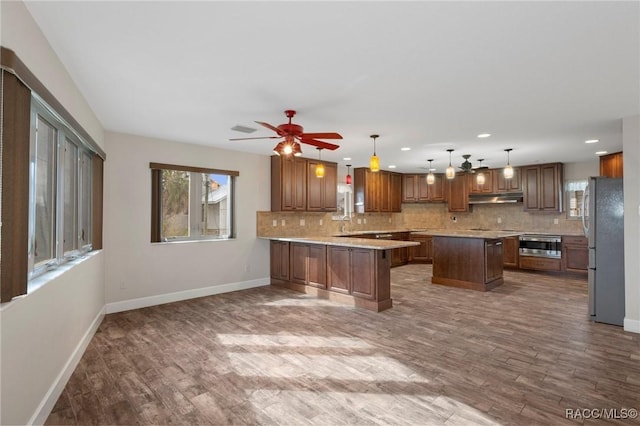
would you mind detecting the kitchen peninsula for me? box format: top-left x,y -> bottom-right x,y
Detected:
415,230 -> 523,291
264,236 -> 419,312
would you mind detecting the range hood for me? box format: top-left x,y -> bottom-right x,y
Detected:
468,192 -> 523,204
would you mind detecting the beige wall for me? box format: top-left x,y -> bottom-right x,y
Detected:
0,2 -> 106,424
623,115 -> 640,332
103,132 -> 271,308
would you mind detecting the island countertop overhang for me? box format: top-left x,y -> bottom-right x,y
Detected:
260,236 -> 419,250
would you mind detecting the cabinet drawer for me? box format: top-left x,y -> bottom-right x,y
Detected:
562,235 -> 587,246
519,256 -> 561,272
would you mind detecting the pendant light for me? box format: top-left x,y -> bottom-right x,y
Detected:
476,159 -> 486,185
315,148 -> 325,178
503,148 -> 514,179
346,164 -> 352,185
369,134 -> 380,172
445,149 -> 455,179
426,159 -> 435,185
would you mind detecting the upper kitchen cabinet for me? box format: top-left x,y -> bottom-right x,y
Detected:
271,155 -> 337,212
307,160 -> 337,211
446,174 -> 469,212
468,169 -> 495,194
354,168 -> 402,213
523,163 -> 563,212
402,174 -> 445,202
493,167 -> 522,192
599,152 -> 623,178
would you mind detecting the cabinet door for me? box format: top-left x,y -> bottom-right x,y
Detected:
502,236 -> 519,268
485,240 -> 503,282
307,244 -> 327,287
417,175 -> 431,201
293,157 -> 307,210
494,167 -> 521,192
523,166 -> 540,210
306,161 -> 324,211
402,174 -> 417,202
564,245 -> 588,271
270,241 -> 290,280
410,236 -> 428,261
327,246 -> 351,293
290,243 -> 309,284
600,152 -> 623,178
428,174 -> 445,202
365,169 -> 379,212
469,170 -> 494,194
379,171 -> 391,212
350,248 -> 376,299
323,163 -> 338,211
447,176 -> 469,212
390,172 -> 403,212
540,163 -> 561,211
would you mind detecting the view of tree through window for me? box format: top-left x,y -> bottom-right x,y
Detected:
159,169 -> 233,241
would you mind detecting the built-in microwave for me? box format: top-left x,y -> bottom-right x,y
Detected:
519,235 -> 562,259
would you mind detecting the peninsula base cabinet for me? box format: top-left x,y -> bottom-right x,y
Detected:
270,240 -> 392,312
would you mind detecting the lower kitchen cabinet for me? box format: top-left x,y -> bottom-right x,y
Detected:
519,255 -> 561,272
327,246 -> 377,299
502,236 -> 520,268
390,232 -> 410,267
290,242 -> 326,288
485,239 -> 504,283
409,234 -> 433,263
270,241 -> 290,281
562,235 -> 588,272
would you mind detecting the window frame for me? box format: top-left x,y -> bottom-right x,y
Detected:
150,162 -> 239,243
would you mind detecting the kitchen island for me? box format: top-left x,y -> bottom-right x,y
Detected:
413,230 -> 522,291
263,236 -> 419,311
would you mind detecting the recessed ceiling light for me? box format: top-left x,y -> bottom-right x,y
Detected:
585,139 -> 599,144
477,133 -> 491,138
343,157 -> 352,161
595,151 -> 608,155
400,147 -> 411,151
388,165 -> 397,169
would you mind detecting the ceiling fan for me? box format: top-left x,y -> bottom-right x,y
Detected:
230,110 -> 342,156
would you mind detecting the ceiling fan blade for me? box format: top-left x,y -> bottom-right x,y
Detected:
229,136 -> 281,141
301,132 -> 343,140
255,121 -> 284,135
299,138 -> 340,150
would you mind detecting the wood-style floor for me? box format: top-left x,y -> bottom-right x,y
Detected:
46,265 -> 640,425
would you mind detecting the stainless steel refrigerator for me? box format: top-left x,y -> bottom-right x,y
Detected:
582,177 -> 625,326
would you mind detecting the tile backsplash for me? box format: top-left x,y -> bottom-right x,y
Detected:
257,202 -> 583,237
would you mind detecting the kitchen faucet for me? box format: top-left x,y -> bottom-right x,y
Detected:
340,215 -> 351,234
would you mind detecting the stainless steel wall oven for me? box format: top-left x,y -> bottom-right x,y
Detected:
519,235 -> 562,259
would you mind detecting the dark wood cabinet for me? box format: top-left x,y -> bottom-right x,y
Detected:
562,235 -> 588,272
270,240 -> 290,281
327,245 -> 378,299
469,169 -> 495,194
502,236 -> 520,268
600,152 -> 623,178
354,168 -> 401,213
485,239 -> 504,283
402,174 -> 444,202
519,256 -> 561,272
409,234 -> 433,263
523,163 -> 563,212
494,167 -> 522,192
446,175 -> 469,212
307,161 -> 337,211
290,242 -> 327,288
390,232 -> 410,267
271,156 -> 307,211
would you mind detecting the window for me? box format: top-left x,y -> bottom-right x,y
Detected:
28,97 -> 94,278
150,163 -> 238,242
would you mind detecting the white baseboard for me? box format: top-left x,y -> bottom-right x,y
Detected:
29,306 -> 105,425
624,317 -> 640,334
105,277 -> 270,314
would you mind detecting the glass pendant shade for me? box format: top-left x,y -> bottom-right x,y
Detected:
315,148 -> 325,178
369,134 -> 380,172
426,159 -> 435,184
476,172 -> 486,185
346,164 -> 352,184
445,149 -> 455,179
503,148 -> 513,179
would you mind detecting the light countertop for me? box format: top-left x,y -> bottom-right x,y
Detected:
411,230 -> 523,239
260,236 -> 420,250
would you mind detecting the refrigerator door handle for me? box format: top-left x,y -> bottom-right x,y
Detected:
581,183 -> 590,237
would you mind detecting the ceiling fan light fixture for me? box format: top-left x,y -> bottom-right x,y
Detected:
426,159 -> 435,185
315,148 -> 325,178
503,148 -> 514,179
369,134 -> 380,172
446,149 -> 455,179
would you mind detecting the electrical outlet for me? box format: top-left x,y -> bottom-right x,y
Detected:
281,219 -> 285,226
388,218 -> 392,223
357,218 -> 362,224
497,217 -> 502,224
319,219 -> 323,226
272,220 -> 277,227
300,219 -> 305,226
553,218 -> 559,225
364,218 -> 367,224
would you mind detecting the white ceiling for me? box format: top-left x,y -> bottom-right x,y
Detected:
24,1 -> 639,173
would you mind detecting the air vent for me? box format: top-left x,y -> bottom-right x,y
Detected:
231,124 -> 257,134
